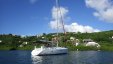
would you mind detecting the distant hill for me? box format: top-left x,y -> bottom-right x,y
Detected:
0,30 -> 113,50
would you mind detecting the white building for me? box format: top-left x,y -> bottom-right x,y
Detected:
21,35 -> 26,38
19,42 -> 28,47
0,40 -> 2,43
86,42 -> 101,48
76,43 -> 79,46
75,39 -> 79,46
42,37 -> 45,39
19,45 -> 23,47
70,37 -> 75,40
23,42 -> 28,45
36,34 -> 43,38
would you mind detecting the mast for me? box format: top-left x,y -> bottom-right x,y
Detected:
56,0 -> 66,47
56,0 -> 66,34
56,0 -> 59,47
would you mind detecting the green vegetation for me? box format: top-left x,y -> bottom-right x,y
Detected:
0,30 -> 113,51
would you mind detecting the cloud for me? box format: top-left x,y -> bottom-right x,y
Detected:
50,6 -> 68,29
49,6 -> 100,33
85,0 -> 113,23
65,23 -> 100,33
30,0 -> 38,4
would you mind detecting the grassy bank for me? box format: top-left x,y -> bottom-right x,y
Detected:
0,45 -> 34,50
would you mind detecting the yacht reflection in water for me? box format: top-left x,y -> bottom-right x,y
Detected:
31,54 -> 68,64
31,56 -> 43,64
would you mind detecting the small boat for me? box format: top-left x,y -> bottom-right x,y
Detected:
31,0 -> 68,56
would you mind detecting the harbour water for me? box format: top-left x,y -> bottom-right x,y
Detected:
0,50 -> 113,64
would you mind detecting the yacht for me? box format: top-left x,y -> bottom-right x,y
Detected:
31,46 -> 68,56
31,0 -> 68,56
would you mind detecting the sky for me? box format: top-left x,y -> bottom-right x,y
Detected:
0,0 -> 113,36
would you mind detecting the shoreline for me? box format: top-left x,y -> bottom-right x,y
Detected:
0,45 -> 113,51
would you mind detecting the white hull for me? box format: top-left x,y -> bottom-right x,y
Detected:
31,47 -> 68,56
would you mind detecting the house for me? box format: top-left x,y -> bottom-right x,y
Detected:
21,35 -> 26,38
70,37 -> 75,40
75,39 -> 80,46
42,37 -> 45,39
86,42 -> 101,48
19,42 -> 28,47
69,37 -> 80,46
36,34 -> 43,38
83,39 -> 101,48
19,45 -> 23,47
0,40 -> 2,43
23,42 -> 28,45
69,37 -> 75,44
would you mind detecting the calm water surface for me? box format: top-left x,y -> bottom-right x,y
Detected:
0,50 -> 113,64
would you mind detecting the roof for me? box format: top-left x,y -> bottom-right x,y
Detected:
83,39 -> 93,41
37,40 -> 52,43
